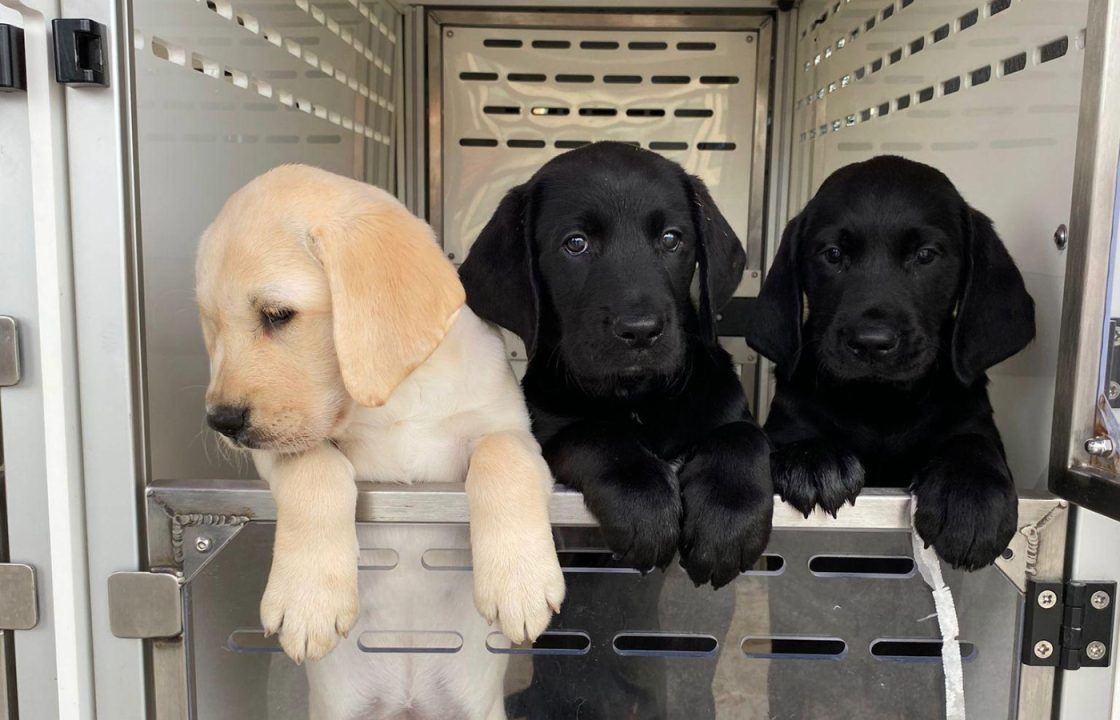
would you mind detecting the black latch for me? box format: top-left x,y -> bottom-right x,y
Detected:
0,24 -> 25,93
51,18 -> 109,87
1023,579 -> 1115,669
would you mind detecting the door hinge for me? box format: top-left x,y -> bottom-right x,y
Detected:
0,317 -> 19,387
0,564 -> 38,630
0,24 -> 26,93
107,571 -> 183,639
1023,579 -> 1116,669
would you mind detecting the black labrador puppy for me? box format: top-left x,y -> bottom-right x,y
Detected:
461,141 -> 773,587
745,155 -> 1034,570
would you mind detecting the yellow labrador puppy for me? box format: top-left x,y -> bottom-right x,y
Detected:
196,165 -> 564,716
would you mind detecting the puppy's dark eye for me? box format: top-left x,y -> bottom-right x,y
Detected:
823,246 -> 844,264
562,234 -> 590,256
660,230 -> 683,252
915,247 -> 938,265
261,308 -> 295,329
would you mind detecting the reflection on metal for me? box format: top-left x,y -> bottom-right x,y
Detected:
0,564 -> 36,631
107,572 -> 182,639
1087,395 -> 1120,475
1053,223 -> 1068,250
0,317 -> 18,387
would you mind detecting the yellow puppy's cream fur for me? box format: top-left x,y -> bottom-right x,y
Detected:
195,166 -> 564,709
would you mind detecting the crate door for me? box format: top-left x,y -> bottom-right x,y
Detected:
1049,1 -> 1120,521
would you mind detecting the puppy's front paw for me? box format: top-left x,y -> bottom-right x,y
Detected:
679,426 -> 773,588
260,539 -> 359,663
913,460 -> 1017,571
772,439 -> 865,517
473,525 -> 565,645
581,457 -> 681,572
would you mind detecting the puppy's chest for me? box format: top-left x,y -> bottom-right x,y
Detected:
339,408 -> 470,484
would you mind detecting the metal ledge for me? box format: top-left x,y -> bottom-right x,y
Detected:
148,479 -> 1066,530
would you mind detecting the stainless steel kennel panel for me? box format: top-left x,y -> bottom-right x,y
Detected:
787,0 -> 1090,491
147,484 -> 1067,720
132,0 -> 402,481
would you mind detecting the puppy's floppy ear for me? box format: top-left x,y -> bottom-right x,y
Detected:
311,197 -> 465,407
951,207 -> 1035,385
685,174 -> 746,338
745,211 -> 806,377
459,184 -> 540,355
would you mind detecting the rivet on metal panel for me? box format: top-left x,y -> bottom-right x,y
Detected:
746,35 -> 754,43
447,252 -> 456,260
446,30 -> 453,38
195,536 -> 212,553
1091,590 -> 1111,610
1033,640 -> 1054,659
1038,589 -> 1058,609
1053,223 -> 1068,250
1086,641 -> 1107,661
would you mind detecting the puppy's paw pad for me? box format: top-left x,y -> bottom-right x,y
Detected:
260,554 -> 359,663
773,440 -> 865,516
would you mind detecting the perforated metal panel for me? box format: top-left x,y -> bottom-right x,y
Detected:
132,0 -> 401,480
437,24 -> 764,282
788,0 -> 1090,491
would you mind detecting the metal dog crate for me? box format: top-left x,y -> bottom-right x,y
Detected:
2,0 -> 1120,718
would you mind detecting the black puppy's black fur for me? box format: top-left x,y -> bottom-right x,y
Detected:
746,155 -> 1035,570
462,142 -> 773,587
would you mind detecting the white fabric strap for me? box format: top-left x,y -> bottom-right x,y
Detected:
911,499 -> 967,720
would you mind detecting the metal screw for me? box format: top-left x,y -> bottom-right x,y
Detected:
751,270 -> 760,278
746,35 -> 754,43
1110,381 -> 1120,401
447,252 -> 456,260
195,536 -> 212,553
1034,640 -> 1054,659
446,30 -> 454,38
1053,223 -> 1068,250
1091,591 -> 1111,610
1086,641 -> 1107,661
1001,547 -> 1014,560
1037,590 -> 1058,609
1085,435 -> 1115,457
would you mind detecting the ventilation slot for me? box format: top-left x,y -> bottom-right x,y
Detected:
678,41 -> 716,51
896,94 -> 912,110
532,40 -> 569,49
459,138 -> 497,147
970,64 -> 992,85
854,66 -> 866,80
676,108 -> 714,118
508,139 -> 546,148
943,76 -> 961,95
933,24 -> 951,43
901,0 -> 914,7
629,41 -> 667,50
581,40 -> 618,50
698,142 -> 736,151
604,74 -> 642,84
700,75 -> 739,85
889,48 -> 903,65
556,74 -> 594,83
909,37 -> 924,55
358,548 -> 398,570
555,140 -> 590,149
509,72 -> 546,82
871,58 -> 883,73
652,75 -> 690,84
358,631 -> 463,654
483,105 -> 520,115
483,39 -> 521,48
579,107 -> 617,117
959,8 -> 979,31
613,633 -> 718,657
989,0 -> 1011,15
809,555 -> 915,578
878,101 -> 890,116
742,637 -> 847,660
860,108 -> 874,122
918,86 -> 935,103
871,639 -> 978,663
421,549 -> 472,570
649,141 -> 688,151
627,108 -> 665,117
487,631 -> 591,656
531,106 -> 569,116
1002,51 -> 1027,76
1040,36 -> 1069,63
460,71 -> 497,81
228,630 -> 281,653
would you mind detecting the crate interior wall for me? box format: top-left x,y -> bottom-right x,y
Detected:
790,0 -> 1090,490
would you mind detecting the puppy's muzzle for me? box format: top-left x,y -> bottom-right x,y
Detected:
843,322 -> 901,359
207,404 -> 250,439
612,314 -> 664,349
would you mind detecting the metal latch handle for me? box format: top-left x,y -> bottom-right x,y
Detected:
0,564 -> 38,630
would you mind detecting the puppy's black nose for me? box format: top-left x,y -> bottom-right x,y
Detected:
846,325 -> 900,357
207,405 -> 249,438
613,314 -> 664,348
